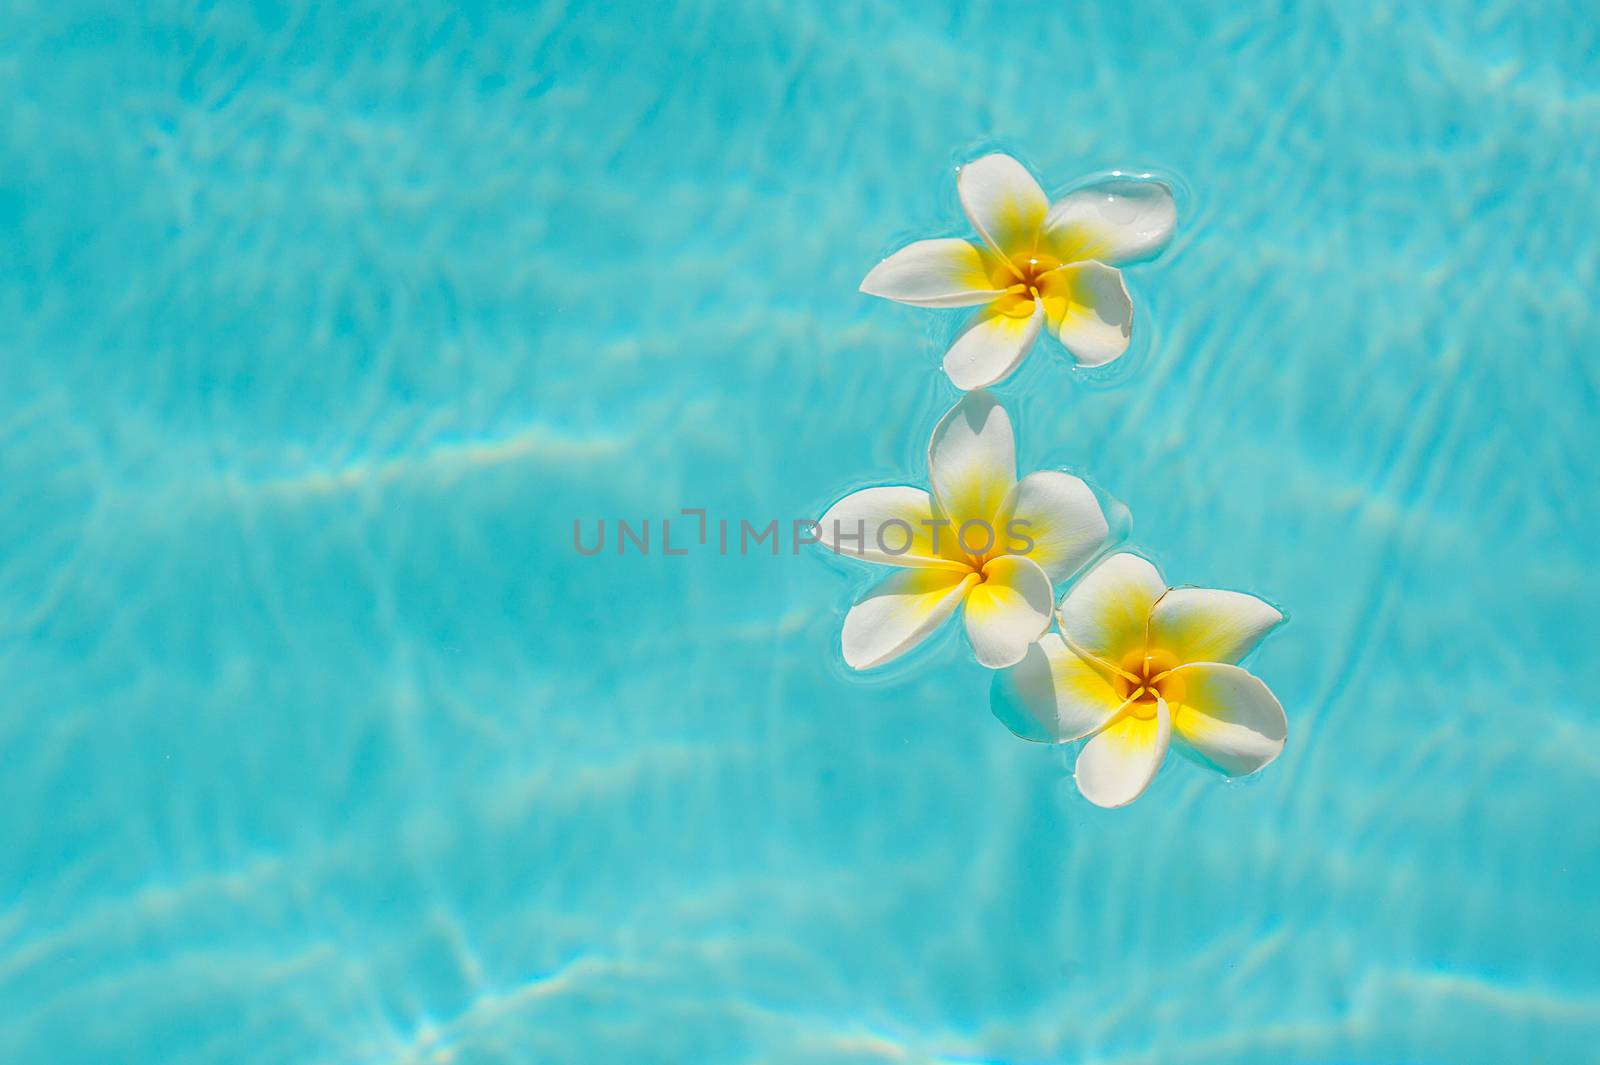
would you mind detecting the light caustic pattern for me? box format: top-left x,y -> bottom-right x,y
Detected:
1,3 -> 1598,1064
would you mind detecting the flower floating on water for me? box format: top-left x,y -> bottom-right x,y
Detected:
995,552 -> 1286,808
819,392 -> 1111,670
860,153 -> 1175,389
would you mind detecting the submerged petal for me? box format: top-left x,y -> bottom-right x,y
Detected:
1038,262 -> 1133,367
1058,552 -> 1166,664
992,632 -> 1124,742
942,298 -> 1044,390
1000,470 -> 1109,583
962,555 -> 1053,669
957,153 -> 1049,263
1042,178 -> 1177,266
1075,698 -> 1171,808
1167,662 -> 1287,777
859,238 -> 1006,308
927,391 -> 1017,531
841,567 -> 979,670
1149,587 -> 1284,665
818,486 -> 971,569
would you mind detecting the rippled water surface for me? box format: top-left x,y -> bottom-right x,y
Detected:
3,2 -> 1598,1062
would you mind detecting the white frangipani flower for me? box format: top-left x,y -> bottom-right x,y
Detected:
819,392 -> 1111,671
860,153 -> 1175,389
995,552 -> 1288,808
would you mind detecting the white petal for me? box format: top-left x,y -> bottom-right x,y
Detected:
1149,587 -> 1284,665
859,238 -> 1005,308
999,470 -> 1109,583
992,632 -> 1124,742
1042,178 -> 1176,265
962,554 -> 1053,669
818,486 -> 971,569
841,567 -> 978,670
1167,663 -> 1287,777
942,298 -> 1043,390
1058,552 -> 1166,664
1075,698 -> 1171,808
927,391 -> 1017,532
1038,262 -> 1133,368
957,153 -> 1049,261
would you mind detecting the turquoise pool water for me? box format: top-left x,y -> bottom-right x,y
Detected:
3,2 -> 1598,1062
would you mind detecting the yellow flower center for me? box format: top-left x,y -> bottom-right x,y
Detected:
990,252 -> 1063,318
1113,648 -> 1186,720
